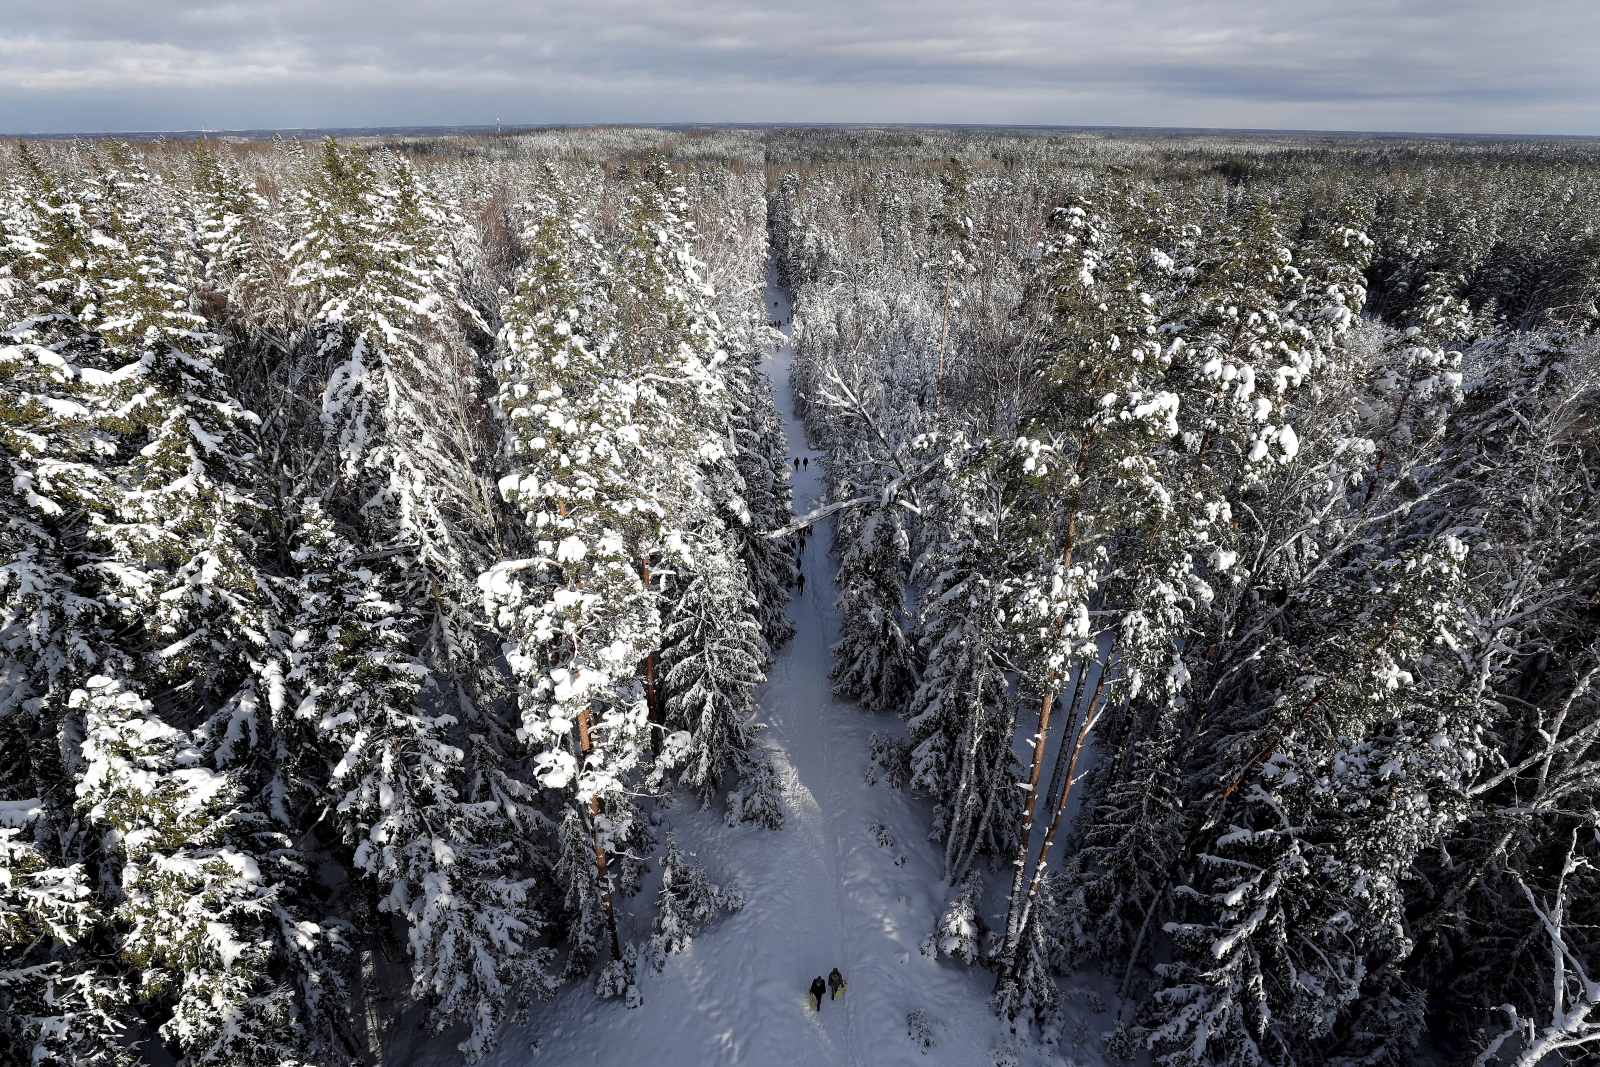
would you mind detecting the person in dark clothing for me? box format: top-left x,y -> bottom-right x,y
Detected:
810,976 -> 827,1011
793,457 -> 800,470
797,572 -> 806,595
802,457 -> 809,470
828,968 -> 845,999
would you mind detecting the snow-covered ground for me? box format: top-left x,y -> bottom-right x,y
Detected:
406,270 -> 1100,1067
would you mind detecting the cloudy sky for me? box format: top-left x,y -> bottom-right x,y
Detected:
2,0 -> 1596,135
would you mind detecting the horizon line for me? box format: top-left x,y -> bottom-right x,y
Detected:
5,120 -> 1598,142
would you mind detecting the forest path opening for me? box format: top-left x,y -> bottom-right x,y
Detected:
465,260 -> 1000,1067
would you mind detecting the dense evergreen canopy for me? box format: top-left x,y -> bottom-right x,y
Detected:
2,125 -> 1599,1066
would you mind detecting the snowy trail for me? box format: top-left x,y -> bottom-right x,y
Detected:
436,267 -> 1004,1067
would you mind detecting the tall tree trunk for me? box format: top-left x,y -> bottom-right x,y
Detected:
641,559 -> 663,755
996,510 -> 1084,990
1040,652 -> 1094,820
995,685 -> 1056,991
577,703 -> 624,959
1011,649 -> 1115,973
935,263 -> 952,407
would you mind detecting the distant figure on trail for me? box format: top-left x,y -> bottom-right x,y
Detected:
803,457 -> 809,470
810,975 -> 827,1011
797,573 -> 806,595
829,967 -> 845,999
793,457 -> 800,470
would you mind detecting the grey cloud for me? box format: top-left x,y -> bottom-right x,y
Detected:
0,0 -> 1595,134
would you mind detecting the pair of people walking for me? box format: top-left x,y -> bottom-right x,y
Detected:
809,968 -> 845,1010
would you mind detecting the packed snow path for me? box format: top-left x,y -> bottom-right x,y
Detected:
441,269 -> 1004,1067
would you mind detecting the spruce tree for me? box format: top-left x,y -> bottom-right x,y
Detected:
905,448 -> 1020,883
75,675 -> 346,1067
921,871 -> 987,966
1054,704 -> 1185,971
724,755 -> 786,830
287,498 -> 552,1060
1,145 -> 147,1066
658,550 -> 767,803
287,140 -> 546,1056
0,809 -> 127,1067
722,352 -> 797,649
48,141 -> 352,1065
646,829 -> 743,972
829,503 -> 917,710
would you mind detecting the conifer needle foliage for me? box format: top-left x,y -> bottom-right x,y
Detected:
4,127 -> 1600,1066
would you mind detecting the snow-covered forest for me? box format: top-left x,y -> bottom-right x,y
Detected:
3,125 -> 1600,1067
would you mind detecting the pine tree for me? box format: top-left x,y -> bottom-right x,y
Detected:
928,157 -> 978,403
991,190 -> 1187,1000
483,160 -> 734,1005
482,168 -> 654,983
1139,540 -> 1474,1066
989,187 -> 1374,1015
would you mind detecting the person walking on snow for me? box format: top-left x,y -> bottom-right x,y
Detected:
810,976 -> 827,1011
797,572 -> 806,595
828,968 -> 845,999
